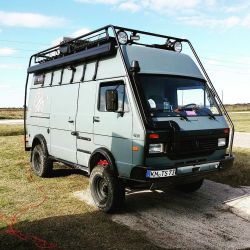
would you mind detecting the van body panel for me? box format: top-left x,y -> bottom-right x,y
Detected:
93,77 -> 133,175
27,125 -> 50,150
26,87 -> 51,149
96,55 -> 126,80
122,45 -> 204,79
50,84 -> 79,163
132,139 -> 145,168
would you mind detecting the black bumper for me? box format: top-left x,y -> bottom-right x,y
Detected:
218,156 -> 234,170
128,155 -> 234,183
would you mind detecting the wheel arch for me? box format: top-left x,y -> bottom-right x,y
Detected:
88,147 -> 118,176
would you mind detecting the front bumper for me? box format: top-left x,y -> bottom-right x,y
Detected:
128,155 -> 234,183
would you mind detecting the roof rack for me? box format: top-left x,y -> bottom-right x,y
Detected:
27,25 -> 188,74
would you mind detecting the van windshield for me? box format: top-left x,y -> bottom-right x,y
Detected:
138,75 -> 220,117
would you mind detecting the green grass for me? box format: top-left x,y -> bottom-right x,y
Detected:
0,125 -> 24,136
0,108 -> 23,120
229,112 -> 250,133
208,147 -> 250,187
0,135 -> 162,250
225,103 -> 250,112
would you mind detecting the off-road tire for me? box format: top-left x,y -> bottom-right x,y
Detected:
31,144 -> 53,177
90,165 -> 125,213
176,179 -> 204,193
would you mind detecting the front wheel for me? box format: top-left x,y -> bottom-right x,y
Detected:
176,179 -> 204,193
90,165 -> 125,213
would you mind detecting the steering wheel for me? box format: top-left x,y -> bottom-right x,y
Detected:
182,103 -> 197,109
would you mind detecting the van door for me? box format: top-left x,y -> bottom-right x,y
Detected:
93,78 -> 133,176
76,81 -> 97,167
50,83 -> 79,163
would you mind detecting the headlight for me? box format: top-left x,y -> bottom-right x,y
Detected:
149,144 -> 164,154
174,41 -> 182,52
117,31 -> 128,44
218,138 -> 226,147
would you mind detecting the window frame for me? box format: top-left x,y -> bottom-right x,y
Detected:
98,80 -> 129,113
33,74 -> 45,85
137,73 -> 222,117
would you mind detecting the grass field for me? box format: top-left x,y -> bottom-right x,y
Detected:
0,134 -> 162,250
229,112 -> 250,133
208,147 -> 250,187
0,108 -> 23,120
0,125 -> 23,136
225,103 -> 250,112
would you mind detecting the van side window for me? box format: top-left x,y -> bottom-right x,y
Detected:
34,74 -> 44,85
99,82 -> 129,112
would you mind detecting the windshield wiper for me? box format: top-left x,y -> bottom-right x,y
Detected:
173,110 -> 190,121
194,107 -> 216,120
203,110 -> 216,120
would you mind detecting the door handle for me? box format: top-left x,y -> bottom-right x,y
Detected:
68,120 -> 74,123
93,116 -> 100,123
71,131 -> 79,136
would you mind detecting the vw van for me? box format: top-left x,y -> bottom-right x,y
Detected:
24,25 -> 234,212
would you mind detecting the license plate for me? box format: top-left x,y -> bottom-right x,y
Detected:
146,169 -> 176,178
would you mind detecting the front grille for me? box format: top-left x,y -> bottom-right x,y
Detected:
199,138 -> 218,150
168,136 -> 219,159
173,137 -> 217,152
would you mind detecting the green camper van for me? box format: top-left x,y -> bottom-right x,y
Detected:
24,25 -> 234,212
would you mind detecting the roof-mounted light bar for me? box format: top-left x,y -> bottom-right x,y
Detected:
116,29 -> 182,52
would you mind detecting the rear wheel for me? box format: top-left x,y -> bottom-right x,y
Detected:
90,165 -> 125,213
31,144 -> 53,177
176,179 -> 204,193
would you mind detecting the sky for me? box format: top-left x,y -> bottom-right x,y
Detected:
0,0 -> 250,107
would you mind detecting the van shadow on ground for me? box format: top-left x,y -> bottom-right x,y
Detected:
0,211 -> 162,250
50,168 -> 86,178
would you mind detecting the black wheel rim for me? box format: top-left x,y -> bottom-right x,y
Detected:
33,151 -> 41,172
94,176 -> 109,204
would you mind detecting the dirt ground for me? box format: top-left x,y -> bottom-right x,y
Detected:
75,180 -> 250,250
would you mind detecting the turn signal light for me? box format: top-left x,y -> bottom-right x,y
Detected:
224,128 -> 230,134
132,146 -> 140,151
149,133 -> 160,139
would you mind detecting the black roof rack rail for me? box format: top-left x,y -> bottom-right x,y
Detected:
28,38 -> 116,73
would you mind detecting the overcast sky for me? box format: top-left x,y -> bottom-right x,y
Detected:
0,0 -> 250,107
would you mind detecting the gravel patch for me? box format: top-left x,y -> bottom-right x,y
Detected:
74,180 -> 250,249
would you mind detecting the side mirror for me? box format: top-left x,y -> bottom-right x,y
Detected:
106,89 -> 118,112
